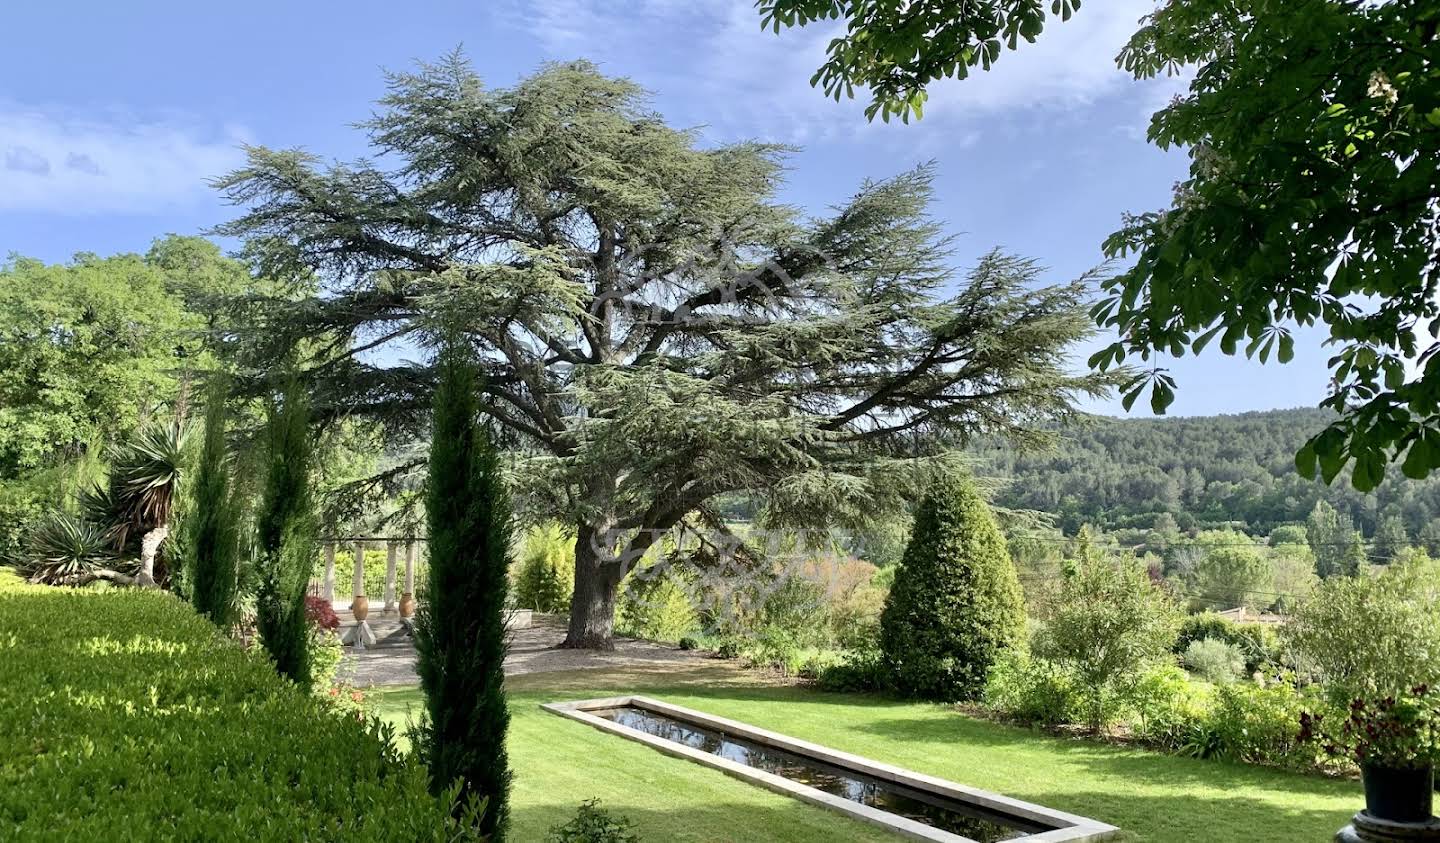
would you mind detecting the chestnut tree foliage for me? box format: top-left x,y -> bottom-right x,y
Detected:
767,0 -> 1440,493
1095,0 -> 1440,493
757,0 -> 1084,122
215,56 -> 1115,648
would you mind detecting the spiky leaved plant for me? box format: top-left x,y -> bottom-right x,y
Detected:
80,421 -> 189,588
414,343 -> 512,839
11,512 -> 118,586
186,378 -> 241,628
254,378 -> 316,689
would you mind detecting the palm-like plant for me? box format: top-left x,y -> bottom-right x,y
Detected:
13,512 -> 122,586
87,421 -> 190,587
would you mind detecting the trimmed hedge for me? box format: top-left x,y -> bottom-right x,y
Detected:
0,572 -> 465,841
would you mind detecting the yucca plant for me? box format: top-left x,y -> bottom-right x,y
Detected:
13,512 -> 124,586
85,421 -> 190,587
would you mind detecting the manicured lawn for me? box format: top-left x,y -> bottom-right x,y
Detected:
370,664 -> 1357,842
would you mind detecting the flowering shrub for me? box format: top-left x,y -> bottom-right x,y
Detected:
1300,685 -> 1440,770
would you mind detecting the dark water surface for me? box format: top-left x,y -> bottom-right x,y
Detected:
594,706 -> 1049,842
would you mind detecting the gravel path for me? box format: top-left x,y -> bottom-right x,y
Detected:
338,614 -> 710,687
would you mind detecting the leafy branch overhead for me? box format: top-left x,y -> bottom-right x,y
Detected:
1093,0 -> 1440,492
758,0 -> 1083,122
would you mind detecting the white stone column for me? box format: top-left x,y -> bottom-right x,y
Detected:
383,541 -> 399,614
342,539 -> 376,649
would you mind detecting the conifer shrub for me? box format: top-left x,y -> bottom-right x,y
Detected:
186,377 -> 241,628
255,379 -> 316,690
0,579 -> 474,839
413,344 -> 512,839
880,474 -> 1026,701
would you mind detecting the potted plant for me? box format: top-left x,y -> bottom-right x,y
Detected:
1301,684 -> 1440,824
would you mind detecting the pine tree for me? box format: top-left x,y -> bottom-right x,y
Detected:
187,377 -> 241,628
414,344 -> 512,839
254,379 -> 315,689
1308,500 -> 1364,578
880,473 -> 1026,701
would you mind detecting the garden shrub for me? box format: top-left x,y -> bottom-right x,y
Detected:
1283,558 -> 1440,698
1183,638 -> 1247,684
0,582 -> 470,839
616,566 -> 697,642
1130,664 -> 1210,747
880,474 -> 1026,701
1181,679 -> 1315,769
1174,612 -> 1279,674
546,798 -> 641,843
816,647 -> 892,693
1034,553 -> 1180,731
513,522 -> 574,613
983,652 -> 1079,726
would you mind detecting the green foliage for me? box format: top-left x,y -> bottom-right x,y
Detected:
217,54 -> 1117,647
545,799 -> 641,843
255,380 -> 316,690
758,0 -> 1079,122
187,379 -> 241,627
616,567 -> 697,643
880,475 -> 1026,701
1174,613 -> 1280,675
1182,680 -> 1315,769
1191,544 -> 1272,610
1093,1 -> 1440,489
1308,500 -> 1364,579
309,629 -> 345,692
9,511 -> 117,585
1183,638 -> 1246,685
414,345 -> 512,839
975,408 -> 1440,538
1130,664 -> 1209,746
1268,525 -> 1308,547
1034,553 -> 1181,730
514,522 -> 574,613
1283,558 -> 1440,698
983,652 -> 1080,726
1372,514 -> 1411,564
0,250 -> 189,476
0,579 -> 474,840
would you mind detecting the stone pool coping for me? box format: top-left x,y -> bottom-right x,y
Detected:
541,695 -> 1120,843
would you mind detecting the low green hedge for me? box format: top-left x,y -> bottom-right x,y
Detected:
0,572 -> 464,841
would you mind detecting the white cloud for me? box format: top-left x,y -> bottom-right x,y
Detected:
0,104 -> 248,214
500,0 -> 1171,144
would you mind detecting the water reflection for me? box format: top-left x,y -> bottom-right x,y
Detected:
595,706 -> 1045,842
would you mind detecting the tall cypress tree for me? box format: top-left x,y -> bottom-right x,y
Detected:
414,343 -> 512,838
187,377 -> 241,629
880,473 -> 1026,701
255,378 -> 315,689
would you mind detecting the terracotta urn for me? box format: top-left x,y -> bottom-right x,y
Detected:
351,595 -> 370,622
399,592 -> 416,619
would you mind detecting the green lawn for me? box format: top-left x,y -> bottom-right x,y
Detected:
371,665 -> 1357,842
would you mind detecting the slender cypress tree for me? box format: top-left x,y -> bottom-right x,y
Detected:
187,377 -> 241,628
255,378 -> 315,689
414,343 -> 512,839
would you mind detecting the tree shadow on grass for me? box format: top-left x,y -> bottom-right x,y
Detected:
848,712 -> 1356,799
514,789 -> 1354,843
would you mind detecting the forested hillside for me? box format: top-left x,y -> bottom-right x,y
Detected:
975,408 -> 1440,539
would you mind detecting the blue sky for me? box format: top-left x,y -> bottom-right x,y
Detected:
0,0 -> 1333,417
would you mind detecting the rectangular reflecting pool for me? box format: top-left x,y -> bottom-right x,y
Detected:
542,696 -> 1119,843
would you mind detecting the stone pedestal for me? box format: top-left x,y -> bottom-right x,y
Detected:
1337,812 -> 1440,842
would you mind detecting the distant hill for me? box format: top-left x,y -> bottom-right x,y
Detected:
972,407 -> 1440,537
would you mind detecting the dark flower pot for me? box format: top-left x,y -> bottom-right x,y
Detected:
1363,763 -> 1435,823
